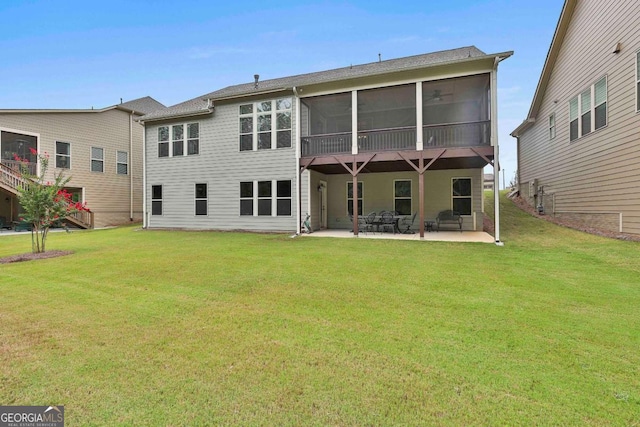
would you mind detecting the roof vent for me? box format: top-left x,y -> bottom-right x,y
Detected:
254,74 -> 260,89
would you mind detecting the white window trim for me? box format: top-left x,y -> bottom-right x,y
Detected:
159,123 -> 200,158
116,150 -> 128,175
90,146 -> 104,173
158,126 -> 169,157
569,76 -> 608,141
346,181 -> 364,216
55,141 -> 72,170
239,179 -> 292,217
393,179 -> 412,215
151,185 -> 163,216
195,182 -> 208,216
451,177 -> 472,216
239,98 -> 292,152
549,113 -> 556,140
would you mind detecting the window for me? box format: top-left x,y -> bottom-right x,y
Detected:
240,182 -> 253,215
117,151 -> 128,175
452,178 -> 472,215
172,125 -> 184,156
549,114 -> 556,139
56,141 -> 71,169
277,180 -> 292,216
151,185 -> 163,215
158,126 -> 169,157
239,104 -> 253,151
239,98 -> 292,151
257,181 -> 272,215
91,147 -> 104,172
257,102 -> 272,150
239,180 -> 292,216
276,98 -> 292,148
159,123 -> 199,157
347,182 -> 363,216
195,183 -> 207,216
187,123 -> 199,155
569,76 -> 607,141
394,180 -> 412,215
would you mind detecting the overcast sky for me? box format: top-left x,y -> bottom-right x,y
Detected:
0,0 -> 565,186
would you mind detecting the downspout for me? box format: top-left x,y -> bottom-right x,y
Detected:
141,119 -> 147,229
492,55 -> 507,246
129,112 -> 134,221
293,86 -> 301,234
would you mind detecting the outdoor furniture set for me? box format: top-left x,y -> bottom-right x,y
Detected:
351,209 -> 463,234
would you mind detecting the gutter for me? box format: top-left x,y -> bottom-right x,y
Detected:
139,107 -> 214,124
492,54 -> 510,246
293,86 -> 301,234
129,112 -> 134,221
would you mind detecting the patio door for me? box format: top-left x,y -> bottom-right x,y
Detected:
319,180 -> 327,229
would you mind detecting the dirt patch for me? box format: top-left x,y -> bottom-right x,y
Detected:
509,195 -> 640,242
0,250 -> 74,264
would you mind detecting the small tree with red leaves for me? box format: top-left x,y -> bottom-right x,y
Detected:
14,148 -> 89,253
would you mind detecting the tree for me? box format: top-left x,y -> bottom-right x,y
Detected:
14,149 -> 89,253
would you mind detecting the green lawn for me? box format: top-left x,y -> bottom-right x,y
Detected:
1,194 -> 639,426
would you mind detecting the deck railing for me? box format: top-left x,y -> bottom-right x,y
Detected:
0,162 -> 30,191
423,120 -> 491,148
0,162 -> 93,229
301,132 -> 352,156
1,159 -> 37,175
358,126 -> 416,152
300,120 -> 491,157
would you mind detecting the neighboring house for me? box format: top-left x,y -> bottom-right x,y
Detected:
512,0 -> 640,234
0,97 -> 165,228
484,174 -> 495,191
141,46 -> 511,241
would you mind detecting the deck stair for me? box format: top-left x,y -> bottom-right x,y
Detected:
0,162 -> 93,229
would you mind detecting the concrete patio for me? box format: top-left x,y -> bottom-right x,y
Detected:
300,229 -> 495,243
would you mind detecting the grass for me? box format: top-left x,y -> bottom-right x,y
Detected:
1,193 -> 639,426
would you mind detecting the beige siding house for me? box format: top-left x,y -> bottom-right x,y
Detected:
0,97 -> 165,228
512,0 -> 640,234
142,47 -> 510,241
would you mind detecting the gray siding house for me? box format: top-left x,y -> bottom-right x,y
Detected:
0,97 -> 165,228
141,46 -> 511,241
512,0 -> 640,235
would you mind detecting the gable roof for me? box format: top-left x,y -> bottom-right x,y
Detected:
0,96 -> 165,116
141,46 -> 513,122
118,96 -> 166,115
511,0 -> 577,137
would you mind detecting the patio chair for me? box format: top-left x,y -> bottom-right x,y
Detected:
365,212 -> 377,234
356,215 -> 374,234
399,212 -> 417,234
380,211 -> 395,233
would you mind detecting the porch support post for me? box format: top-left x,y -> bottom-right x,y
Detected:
397,150 -> 445,238
418,156 -> 425,237
352,169 -> 358,236
416,82 -> 423,151
351,90 -> 358,155
298,158 -> 316,234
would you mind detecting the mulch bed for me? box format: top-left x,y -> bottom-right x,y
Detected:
0,250 -> 74,264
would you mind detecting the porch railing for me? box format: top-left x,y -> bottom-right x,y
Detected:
0,162 -> 30,191
423,120 -> 491,148
299,120 -> 491,157
1,159 -> 37,175
0,162 -> 93,229
301,132 -> 352,156
358,126 -> 416,152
